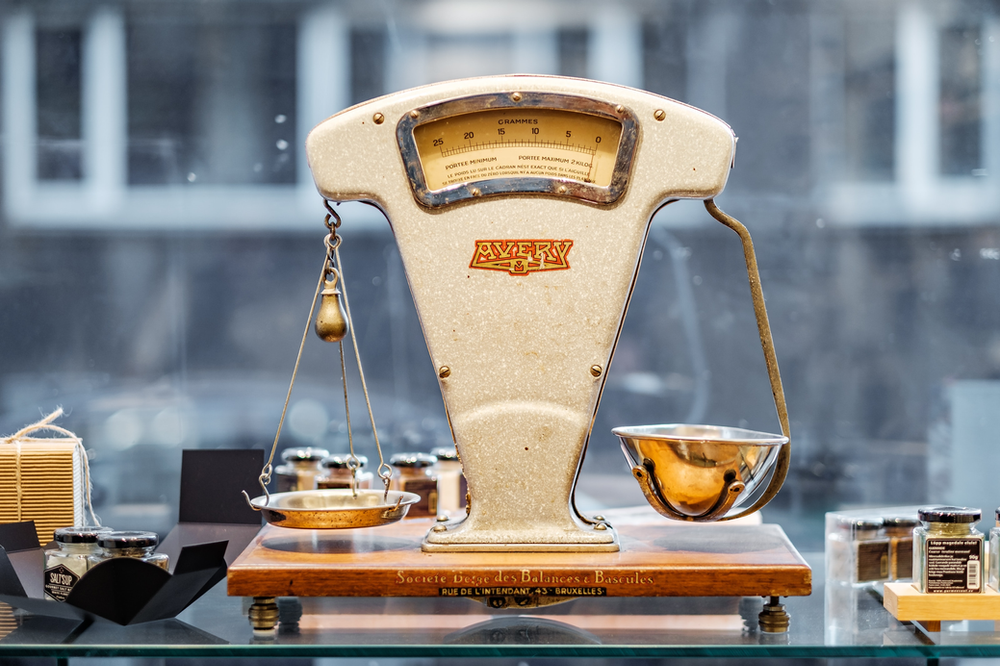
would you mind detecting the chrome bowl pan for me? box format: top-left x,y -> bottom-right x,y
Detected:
250,489 -> 421,529
613,423 -> 788,521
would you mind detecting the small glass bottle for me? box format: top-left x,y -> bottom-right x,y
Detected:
431,445 -> 466,515
914,506 -> 983,594
317,454 -> 373,490
883,516 -> 917,581
827,517 -> 889,585
89,531 -> 170,571
274,447 -> 329,493
43,526 -> 113,601
989,507 -> 1000,591
390,452 -> 438,518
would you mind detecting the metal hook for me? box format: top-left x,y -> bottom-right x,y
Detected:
324,200 -> 342,229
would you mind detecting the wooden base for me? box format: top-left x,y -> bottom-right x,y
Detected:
227,519 -> 811,601
884,582 -> 1000,631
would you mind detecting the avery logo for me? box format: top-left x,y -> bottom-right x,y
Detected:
470,240 -> 574,276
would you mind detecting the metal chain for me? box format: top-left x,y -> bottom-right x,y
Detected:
324,203 -> 363,496
242,250 -> 329,510
243,201 -> 392,510
329,207 -> 393,498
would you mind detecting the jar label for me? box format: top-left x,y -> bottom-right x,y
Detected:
856,541 -> 889,582
43,563 -> 80,602
925,538 -> 982,593
892,538 -> 914,580
403,477 -> 438,518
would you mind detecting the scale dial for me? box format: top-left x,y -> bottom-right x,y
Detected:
397,92 -> 637,208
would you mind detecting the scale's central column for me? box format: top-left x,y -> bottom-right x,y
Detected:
396,195 -> 642,551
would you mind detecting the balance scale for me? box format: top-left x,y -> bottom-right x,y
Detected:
227,75 -> 811,634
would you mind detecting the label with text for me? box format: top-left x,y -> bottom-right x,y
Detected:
470,239 -> 573,276
43,564 -> 80,602
924,538 -> 982,593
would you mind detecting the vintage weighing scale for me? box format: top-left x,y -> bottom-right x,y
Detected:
227,75 -> 810,634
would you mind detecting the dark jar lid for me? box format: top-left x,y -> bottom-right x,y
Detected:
882,516 -> 918,528
390,452 -> 437,469
882,516 -> 918,535
430,446 -> 459,462
918,506 -> 981,523
98,531 -> 159,549
322,454 -> 368,469
837,517 -> 883,533
280,447 -> 330,463
54,526 -> 113,544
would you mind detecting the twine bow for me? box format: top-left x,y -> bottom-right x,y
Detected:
2,407 -> 101,526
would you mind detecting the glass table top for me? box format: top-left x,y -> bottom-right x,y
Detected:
4,552 -> 1000,659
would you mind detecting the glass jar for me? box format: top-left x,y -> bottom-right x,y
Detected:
914,506 -> 983,594
390,452 -> 438,518
274,447 -> 329,493
827,517 -> 889,585
88,531 -> 170,571
882,516 -> 917,581
430,445 -> 466,515
43,526 -> 113,601
317,454 -> 372,490
990,507 -> 1000,591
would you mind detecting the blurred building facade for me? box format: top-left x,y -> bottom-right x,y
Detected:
1,0 -> 998,544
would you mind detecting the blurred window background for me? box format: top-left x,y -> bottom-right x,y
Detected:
2,0 -> 999,548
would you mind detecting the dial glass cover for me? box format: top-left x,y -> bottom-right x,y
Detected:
397,92 -> 637,208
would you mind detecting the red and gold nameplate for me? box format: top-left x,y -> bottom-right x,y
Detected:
470,239 -> 573,276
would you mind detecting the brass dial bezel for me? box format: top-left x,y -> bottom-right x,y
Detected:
396,91 -> 638,208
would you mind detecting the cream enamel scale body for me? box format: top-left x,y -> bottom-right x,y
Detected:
303,75 -> 790,551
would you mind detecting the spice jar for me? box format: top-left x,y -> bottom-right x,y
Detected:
390,452 -> 438,518
317,454 -> 373,490
88,531 -> 170,571
883,516 -> 917,581
431,445 -> 466,515
274,447 -> 329,493
43,526 -> 113,601
989,507 -> 1000,591
827,517 -> 889,585
914,506 -> 983,594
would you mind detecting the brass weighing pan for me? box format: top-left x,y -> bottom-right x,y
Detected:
249,489 -> 421,529
614,424 -> 788,522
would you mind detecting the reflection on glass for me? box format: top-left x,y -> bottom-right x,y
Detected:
939,25 -> 982,176
36,29 -> 82,180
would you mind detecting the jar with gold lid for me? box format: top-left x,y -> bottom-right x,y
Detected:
914,506 -> 983,594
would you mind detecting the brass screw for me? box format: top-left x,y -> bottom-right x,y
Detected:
410,109 -> 420,119
439,366 -> 451,378
373,113 -> 385,124
432,524 -> 448,533
594,515 -> 605,521
616,104 -> 625,114
470,188 -> 481,197
590,365 -> 602,377
437,514 -> 449,522
511,92 -> 522,102
654,109 -> 666,121
594,523 -> 607,531
557,185 -> 568,194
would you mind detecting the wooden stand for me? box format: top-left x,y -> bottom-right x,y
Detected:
228,519 -> 811,632
884,582 -> 1000,633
